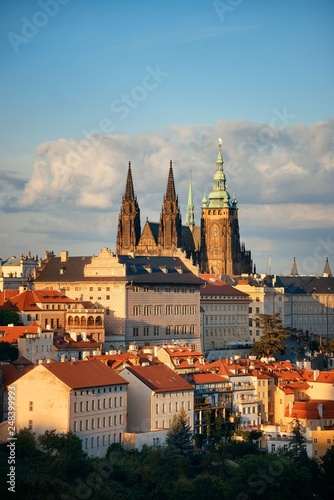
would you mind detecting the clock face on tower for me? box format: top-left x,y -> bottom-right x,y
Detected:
211,227 -> 219,237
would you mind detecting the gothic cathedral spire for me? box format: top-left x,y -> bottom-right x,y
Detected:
116,161 -> 141,255
158,161 -> 183,253
185,171 -> 195,232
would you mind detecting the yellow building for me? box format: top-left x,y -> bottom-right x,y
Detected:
12,359 -> 128,457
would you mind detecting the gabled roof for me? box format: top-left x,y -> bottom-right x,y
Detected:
23,360 -> 128,389
122,364 -> 194,393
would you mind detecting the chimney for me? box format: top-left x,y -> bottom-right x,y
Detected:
60,251 -> 69,263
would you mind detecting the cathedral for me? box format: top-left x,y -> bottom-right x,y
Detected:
116,142 -> 252,276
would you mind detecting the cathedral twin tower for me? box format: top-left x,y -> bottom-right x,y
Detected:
116,142 -> 252,276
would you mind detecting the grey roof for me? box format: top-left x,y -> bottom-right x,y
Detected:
275,275 -> 334,294
118,255 -> 204,285
35,255 -> 204,286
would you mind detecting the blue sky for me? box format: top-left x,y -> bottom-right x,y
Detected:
0,0 -> 333,275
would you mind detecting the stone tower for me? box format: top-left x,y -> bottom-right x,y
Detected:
116,161 -> 141,255
157,160 -> 183,255
200,140 -> 251,275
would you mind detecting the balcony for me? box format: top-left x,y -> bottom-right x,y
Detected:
233,383 -> 256,391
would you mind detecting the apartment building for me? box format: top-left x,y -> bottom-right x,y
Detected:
12,360 -> 128,457
119,364 -> 194,451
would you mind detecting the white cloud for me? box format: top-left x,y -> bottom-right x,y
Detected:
3,118 -> 333,274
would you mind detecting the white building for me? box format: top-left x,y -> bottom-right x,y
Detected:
119,364 -> 194,451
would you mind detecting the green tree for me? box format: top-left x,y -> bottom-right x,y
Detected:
165,406 -> 194,457
0,341 -> 18,362
15,428 -> 37,457
318,445 -> 334,500
38,430 -> 87,477
251,313 -> 289,358
0,310 -> 20,326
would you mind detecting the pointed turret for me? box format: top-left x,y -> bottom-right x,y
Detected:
185,171 -> 195,232
208,139 -> 230,208
322,257 -> 332,277
290,257 -> 298,276
124,161 -> 135,200
165,160 -> 176,201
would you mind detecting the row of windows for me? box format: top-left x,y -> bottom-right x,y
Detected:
73,414 -> 123,431
205,315 -> 248,325
156,401 -> 191,414
132,304 -> 197,316
204,304 -> 248,312
74,396 -> 123,412
74,386 -> 123,396
84,433 -> 122,449
133,325 -> 196,337
132,286 -> 196,294
205,328 -> 248,336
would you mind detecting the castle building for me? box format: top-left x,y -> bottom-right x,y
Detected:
116,142 -> 252,276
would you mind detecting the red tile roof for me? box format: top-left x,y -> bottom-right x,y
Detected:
0,325 -> 44,344
190,373 -> 230,384
34,360 -> 127,389
285,400 -> 334,420
0,289 -> 77,312
122,364 -> 194,393
0,364 -> 23,386
0,290 -> 19,306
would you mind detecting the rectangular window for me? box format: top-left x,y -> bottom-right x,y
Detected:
143,305 -> 150,315
28,420 -> 33,430
144,327 -> 149,336
154,326 -> 159,336
133,327 -> 139,337
29,401 -> 33,411
144,287 -> 149,292
133,305 -> 140,316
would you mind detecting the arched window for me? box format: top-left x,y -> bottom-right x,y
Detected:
96,316 -> 103,326
74,316 -> 80,326
88,316 -> 94,326
81,316 -> 86,326
67,316 -> 73,326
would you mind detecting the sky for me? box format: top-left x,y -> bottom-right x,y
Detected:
0,0 -> 333,276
